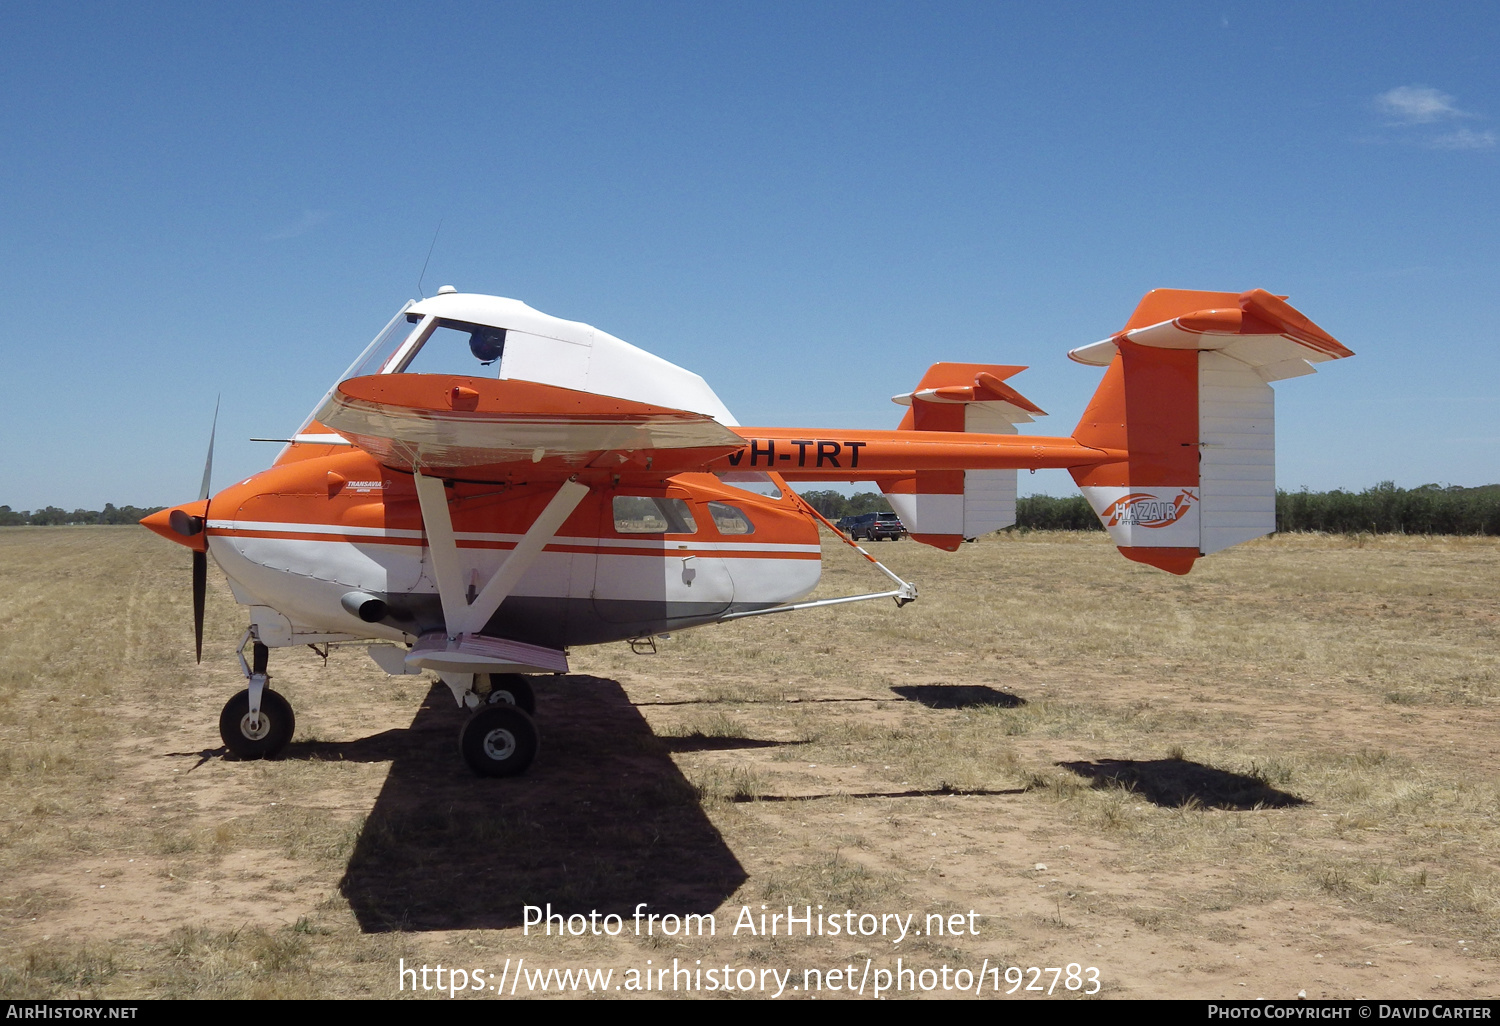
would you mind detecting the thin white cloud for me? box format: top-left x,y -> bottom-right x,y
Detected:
1368,85 -> 1494,151
1375,85 -> 1466,124
1427,128 -> 1497,150
264,209 -> 331,241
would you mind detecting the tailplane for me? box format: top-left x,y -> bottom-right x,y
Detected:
1068,288 -> 1353,574
882,363 -> 1046,551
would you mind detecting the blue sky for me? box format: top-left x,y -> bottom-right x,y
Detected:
2,2 -> 1496,510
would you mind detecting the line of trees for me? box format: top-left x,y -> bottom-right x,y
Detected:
0,503 -> 166,526
1275,482 -> 1500,536
1014,482 -> 1500,535
799,481 -> 1500,536
796,490 -> 893,519
1015,494 -> 1104,531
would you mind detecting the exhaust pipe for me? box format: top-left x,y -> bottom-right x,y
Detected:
340,591 -> 389,623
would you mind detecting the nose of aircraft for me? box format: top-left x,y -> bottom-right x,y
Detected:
141,499 -> 210,552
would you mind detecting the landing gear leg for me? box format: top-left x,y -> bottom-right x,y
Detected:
221,631 -> 295,759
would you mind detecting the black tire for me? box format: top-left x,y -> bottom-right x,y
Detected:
219,689 -> 295,759
483,673 -> 536,715
460,705 -> 539,778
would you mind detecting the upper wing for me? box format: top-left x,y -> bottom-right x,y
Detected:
317,374 -> 746,478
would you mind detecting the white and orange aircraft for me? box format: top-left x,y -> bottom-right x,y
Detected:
143,286 -> 1352,776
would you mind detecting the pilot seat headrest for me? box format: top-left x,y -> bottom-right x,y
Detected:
468,327 -> 507,364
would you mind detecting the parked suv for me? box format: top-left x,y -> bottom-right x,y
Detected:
843,511 -> 906,541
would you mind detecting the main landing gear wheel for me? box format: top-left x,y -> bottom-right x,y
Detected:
460,705 -> 539,778
219,689 -> 295,759
483,673 -> 536,714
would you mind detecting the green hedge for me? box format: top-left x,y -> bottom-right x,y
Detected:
1011,483 -> 1500,535
796,490 -> 892,519
0,503 -> 166,526
1016,494 -> 1102,531
1275,482 -> 1500,536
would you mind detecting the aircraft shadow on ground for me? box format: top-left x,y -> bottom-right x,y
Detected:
332,676 -> 747,933
169,731 -> 427,769
732,785 -> 1026,803
658,735 -> 803,753
1056,758 -> 1307,811
889,684 -> 1026,709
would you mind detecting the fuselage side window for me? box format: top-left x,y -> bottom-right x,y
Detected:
612,497 -> 698,535
707,501 -> 755,535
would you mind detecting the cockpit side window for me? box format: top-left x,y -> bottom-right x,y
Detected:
397,318 -> 509,376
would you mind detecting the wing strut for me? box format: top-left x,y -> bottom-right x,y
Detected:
458,478 -> 589,635
413,472 -> 469,636
413,472 -> 591,638
717,486 -> 918,622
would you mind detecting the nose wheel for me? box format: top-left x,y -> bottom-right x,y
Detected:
219,688 -> 295,759
460,705 -> 539,777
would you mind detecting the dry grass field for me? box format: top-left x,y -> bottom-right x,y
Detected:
1,525 -> 1497,999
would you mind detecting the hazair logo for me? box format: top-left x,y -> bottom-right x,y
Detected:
1102,490 -> 1198,528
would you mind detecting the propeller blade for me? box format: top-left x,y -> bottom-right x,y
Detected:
194,398 -> 217,663
199,396 -> 219,501
193,549 -> 207,664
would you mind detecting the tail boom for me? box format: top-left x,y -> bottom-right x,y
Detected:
714,430 -> 1119,476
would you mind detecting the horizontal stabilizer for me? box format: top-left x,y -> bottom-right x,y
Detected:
1068,288 -> 1353,382
892,362 -> 1046,427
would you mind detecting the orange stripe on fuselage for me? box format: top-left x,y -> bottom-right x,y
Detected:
206,526 -> 821,560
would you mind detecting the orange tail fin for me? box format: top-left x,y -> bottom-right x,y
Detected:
1069,289 -> 1353,574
